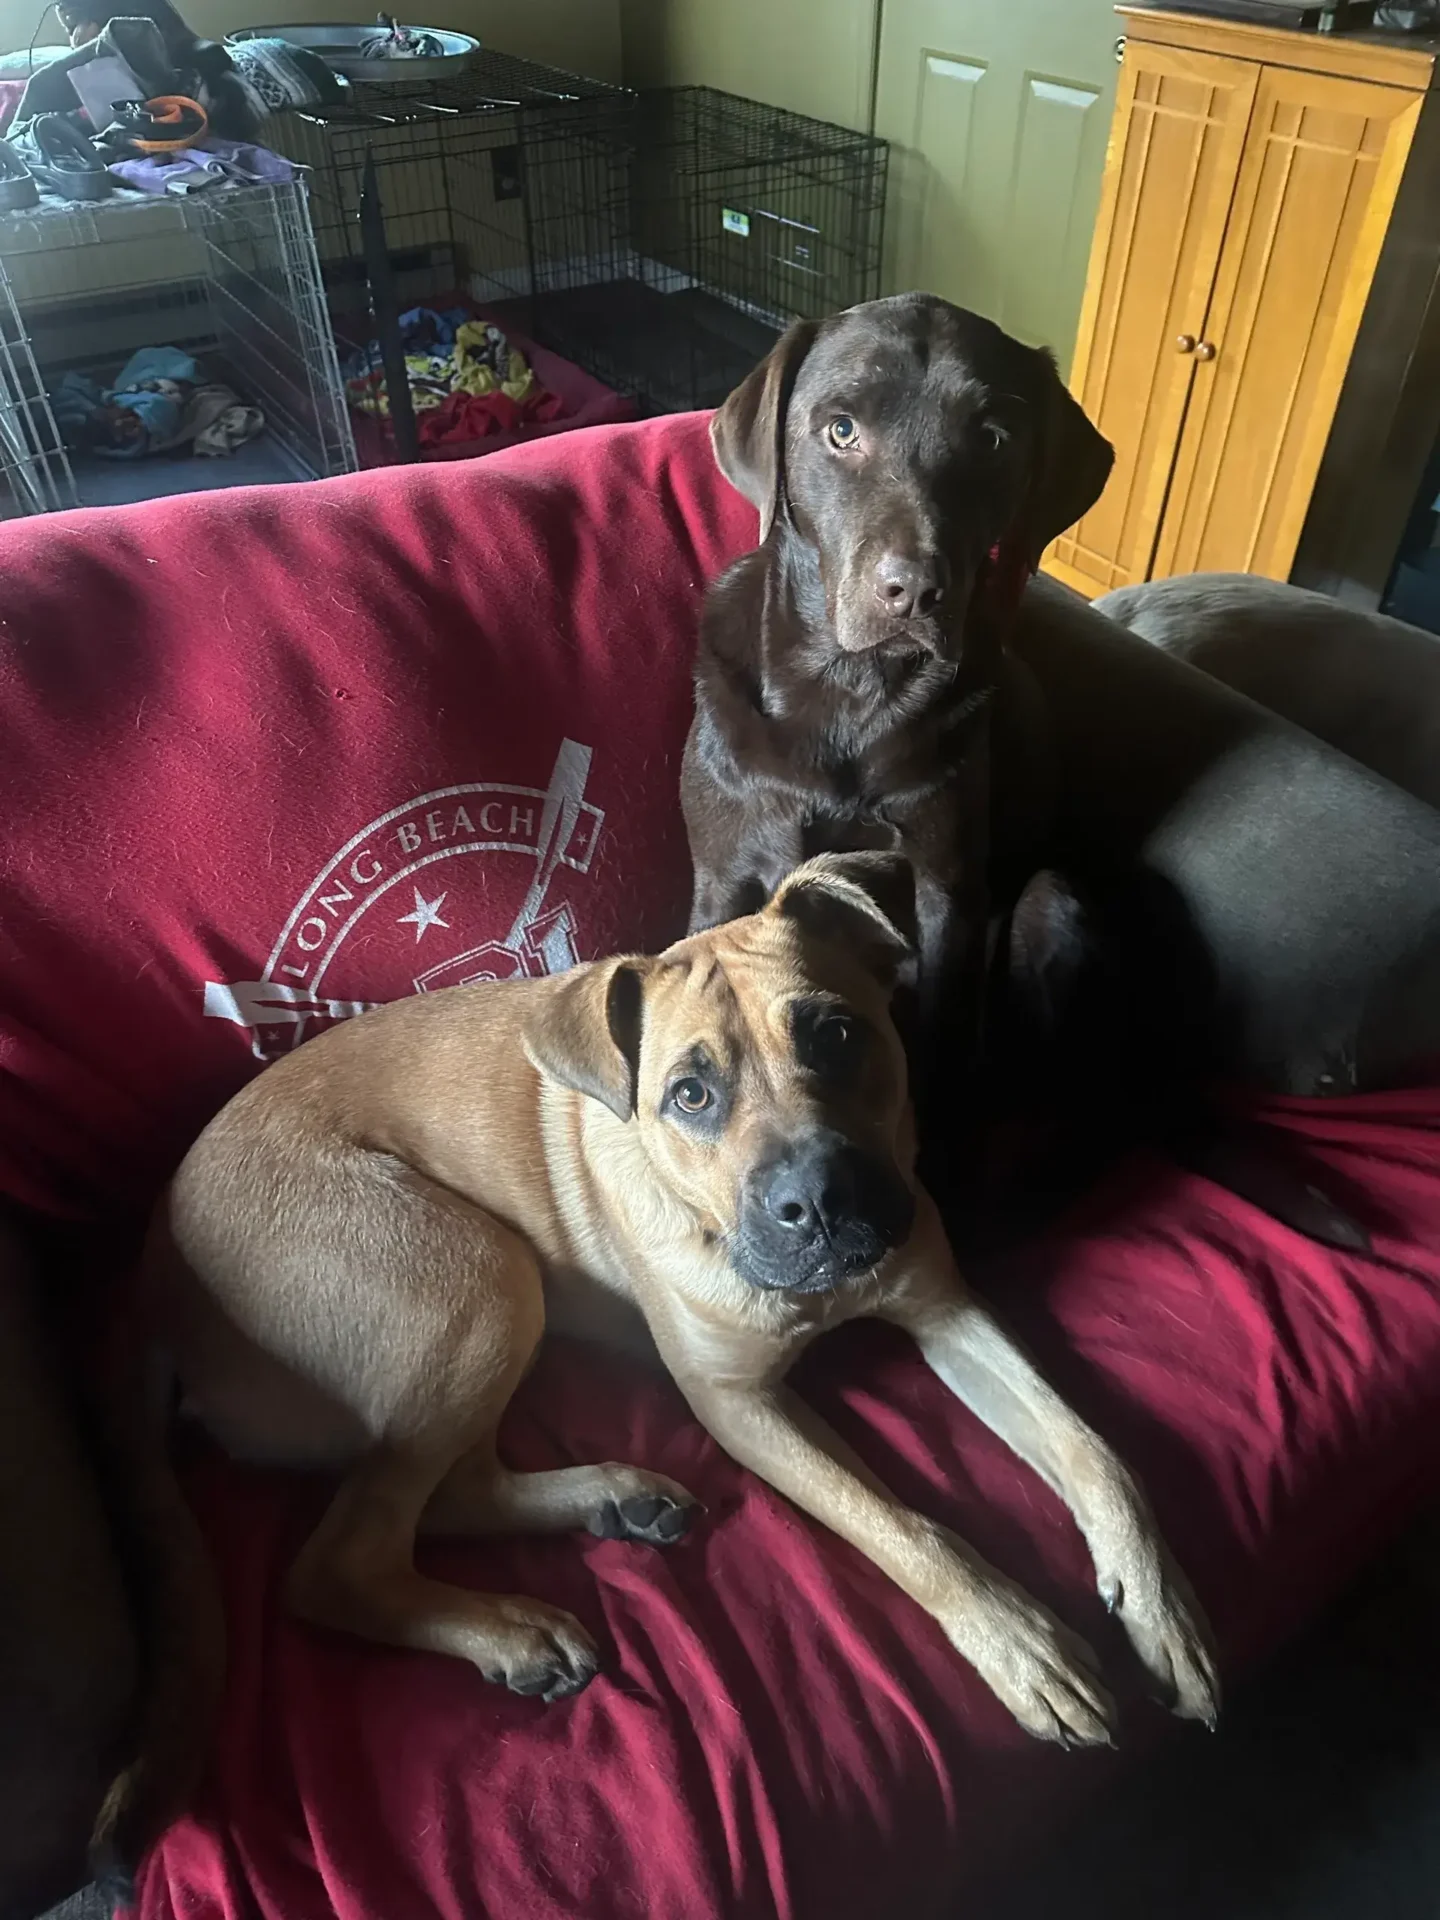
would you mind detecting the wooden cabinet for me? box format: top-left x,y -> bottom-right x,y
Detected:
1047,8 -> 1440,605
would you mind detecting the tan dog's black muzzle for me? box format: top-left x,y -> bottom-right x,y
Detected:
731,1129 -> 914,1294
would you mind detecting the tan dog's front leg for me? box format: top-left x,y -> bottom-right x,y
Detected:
678,1374 -> 1118,1747
286,1445 -> 600,1703
884,1205 -> 1220,1726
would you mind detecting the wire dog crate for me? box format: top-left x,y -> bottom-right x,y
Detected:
0,179 -> 356,517
269,53 -> 630,328
269,68 -> 887,433
524,86 -> 890,413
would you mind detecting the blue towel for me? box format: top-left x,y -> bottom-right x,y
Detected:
112,346 -> 201,389
51,348 -> 205,458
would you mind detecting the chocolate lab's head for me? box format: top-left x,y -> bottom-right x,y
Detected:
527,853 -> 918,1294
711,292 -> 1112,660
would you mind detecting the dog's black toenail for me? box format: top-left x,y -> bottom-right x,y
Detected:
1100,1577 -> 1123,1614
653,1502 -> 691,1541
510,1672 -> 553,1696
541,1662 -> 597,1703
591,1499 -> 627,1539
619,1495 -> 667,1530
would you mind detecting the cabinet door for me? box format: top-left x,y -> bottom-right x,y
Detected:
1046,43 -> 1258,600
1154,65 -> 1422,582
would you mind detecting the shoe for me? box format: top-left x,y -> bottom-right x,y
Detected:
0,138 -> 39,211
18,113 -> 111,200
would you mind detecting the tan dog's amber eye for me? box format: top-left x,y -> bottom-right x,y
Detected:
817,1015 -> 854,1047
672,1077 -> 712,1114
826,415 -> 859,451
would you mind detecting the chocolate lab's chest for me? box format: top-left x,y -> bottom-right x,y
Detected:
790,673 -> 990,819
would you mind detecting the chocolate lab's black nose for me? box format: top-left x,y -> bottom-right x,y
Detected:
874,551 -> 950,619
760,1137 -> 859,1233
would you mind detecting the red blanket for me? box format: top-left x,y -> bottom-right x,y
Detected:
0,417 -> 1437,1918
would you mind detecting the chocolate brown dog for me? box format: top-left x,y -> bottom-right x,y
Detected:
681,294 -> 1113,1068
128,852 -> 1213,1836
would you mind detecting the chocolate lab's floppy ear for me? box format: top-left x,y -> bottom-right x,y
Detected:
710,319 -> 820,541
1023,349 -> 1114,567
770,852 -> 918,980
524,957 -> 648,1121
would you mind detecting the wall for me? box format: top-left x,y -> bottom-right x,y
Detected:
0,0 -> 621,81
619,0 -> 877,132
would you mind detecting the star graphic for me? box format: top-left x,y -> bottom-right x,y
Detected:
398,887 -> 451,943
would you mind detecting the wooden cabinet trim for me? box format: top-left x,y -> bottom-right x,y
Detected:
1152,64 -> 1423,579
1118,6 -> 1440,93
1049,38 -> 1259,595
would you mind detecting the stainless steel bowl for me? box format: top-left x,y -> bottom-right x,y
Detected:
226,22 -> 480,86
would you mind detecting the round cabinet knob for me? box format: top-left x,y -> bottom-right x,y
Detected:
1194,340 -> 1217,362
1176,334 -> 1196,354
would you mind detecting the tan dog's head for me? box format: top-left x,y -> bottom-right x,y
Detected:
526,853 -> 919,1294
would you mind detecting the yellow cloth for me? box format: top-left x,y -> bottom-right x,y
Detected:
347,323 -> 536,419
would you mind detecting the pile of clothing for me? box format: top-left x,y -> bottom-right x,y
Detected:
107,131 -> 294,198
51,345 -> 264,459
0,0 -> 326,206
344,307 -> 566,449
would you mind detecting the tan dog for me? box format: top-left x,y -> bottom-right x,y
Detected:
148,852 -> 1217,1748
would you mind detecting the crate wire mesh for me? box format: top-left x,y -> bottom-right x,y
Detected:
269,65 -> 888,430
0,269 -> 73,515
268,52 -> 629,331
0,179 -> 356,517
524,86 -> 890,412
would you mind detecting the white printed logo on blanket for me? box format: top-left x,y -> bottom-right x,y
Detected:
204,739 -> 603,1061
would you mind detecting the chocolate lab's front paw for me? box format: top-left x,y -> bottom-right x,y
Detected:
1098,1542 -> 1220,1728
947,1574 -> 1119,1749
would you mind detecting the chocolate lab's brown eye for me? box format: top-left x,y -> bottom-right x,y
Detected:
672,1077 -> 712,1114
826,415 -> 859,451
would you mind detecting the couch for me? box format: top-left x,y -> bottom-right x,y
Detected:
3,413 -> 1440,1920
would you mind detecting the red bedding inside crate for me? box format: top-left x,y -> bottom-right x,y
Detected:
344,302 -> 637,467
0,416 -> 1436,1918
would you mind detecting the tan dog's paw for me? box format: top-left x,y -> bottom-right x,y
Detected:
948,1579 -> 1118,1749
482,1601 -> 600,1703
586,1468 -> 699,1546
1098,1546 -> 1221,1728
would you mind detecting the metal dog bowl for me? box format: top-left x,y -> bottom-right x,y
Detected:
226,23 -> 480,85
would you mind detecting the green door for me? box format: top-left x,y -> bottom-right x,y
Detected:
874,0 -> 1121,370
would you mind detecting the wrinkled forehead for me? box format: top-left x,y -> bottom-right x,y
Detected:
645,925 -> 813,1070
792,298 -> 1042,437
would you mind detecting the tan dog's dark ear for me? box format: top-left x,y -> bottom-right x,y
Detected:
524,957 -> 648,1121
1023,349 -> 1114,567
710,319 -> 820,540
770,852 -> 918,980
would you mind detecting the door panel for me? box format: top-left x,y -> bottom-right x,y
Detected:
1154,67 -> 1423,581
874,0 -> 1117,368
1047,43 -> 1259,599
